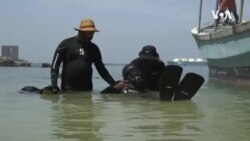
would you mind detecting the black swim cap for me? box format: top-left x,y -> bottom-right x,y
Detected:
139,45 -> 159,60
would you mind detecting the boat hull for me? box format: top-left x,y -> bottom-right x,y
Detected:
192,21 -> 250,83
208,65 -> 250,80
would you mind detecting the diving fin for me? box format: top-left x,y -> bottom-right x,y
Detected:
159,65 -> 183,101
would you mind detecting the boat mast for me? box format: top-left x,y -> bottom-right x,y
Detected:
239,0 -> 244,23
213,0 -> 219,31
198,0 -> 203,33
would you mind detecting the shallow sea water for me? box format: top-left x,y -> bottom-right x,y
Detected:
0,65 -> 250,141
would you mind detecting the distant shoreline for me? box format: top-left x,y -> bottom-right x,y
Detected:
0,62 -> 127,67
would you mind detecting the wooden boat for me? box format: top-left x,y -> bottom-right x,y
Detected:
191,0 -> 250,84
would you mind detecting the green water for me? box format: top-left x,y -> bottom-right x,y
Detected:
0,65 -> 250,141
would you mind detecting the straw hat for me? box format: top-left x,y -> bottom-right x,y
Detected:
74,18 -> 99,32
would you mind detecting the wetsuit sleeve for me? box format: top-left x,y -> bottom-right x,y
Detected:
94,48 -> 115,85
50,43 -> 66,88
160,61 -> 165,71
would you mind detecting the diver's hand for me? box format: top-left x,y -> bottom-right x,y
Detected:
113,81 -> 128,91
42,85 -> 61,94
51,86 -> 61,94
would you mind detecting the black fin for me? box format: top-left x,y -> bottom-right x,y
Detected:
159,65 -> 183,101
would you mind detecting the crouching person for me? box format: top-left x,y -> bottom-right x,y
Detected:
101,45 -> 165,94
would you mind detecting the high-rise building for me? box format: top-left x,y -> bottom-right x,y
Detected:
1,45 -> 19,61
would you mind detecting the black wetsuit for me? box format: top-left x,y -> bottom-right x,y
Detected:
51,37 -> 115,91
123,58 -> 165,91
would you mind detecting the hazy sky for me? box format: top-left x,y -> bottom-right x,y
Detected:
1,0 -> 249,63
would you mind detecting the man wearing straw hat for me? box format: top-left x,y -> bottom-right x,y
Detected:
50,18 -> 119,92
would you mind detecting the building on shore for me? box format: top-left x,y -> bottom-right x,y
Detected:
0,45 -> 31,67
1,45 -> 19,61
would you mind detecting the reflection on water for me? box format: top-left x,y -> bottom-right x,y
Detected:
41,92 -> 102,141
194,79 -> 250,141
42,91 -> 204,141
